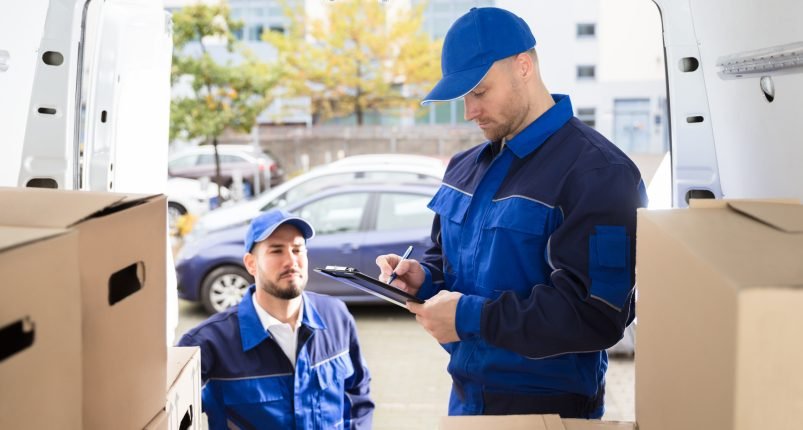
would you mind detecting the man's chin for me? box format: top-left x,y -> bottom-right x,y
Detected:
481,129 -> 502,142
269,286 -> 303,301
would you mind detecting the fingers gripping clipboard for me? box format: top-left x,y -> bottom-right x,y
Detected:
313,266 -> 424,307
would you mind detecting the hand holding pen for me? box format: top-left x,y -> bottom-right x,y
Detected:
387,245 -> 414,285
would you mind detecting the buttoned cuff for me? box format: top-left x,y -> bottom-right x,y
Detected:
456,294 -> 485,340
416,265 -> 440,300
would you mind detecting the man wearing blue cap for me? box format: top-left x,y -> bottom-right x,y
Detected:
179,209 -> 374,429
377,7 -> 647,419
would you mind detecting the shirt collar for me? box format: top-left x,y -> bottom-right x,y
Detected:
253,293 -> 304,333
475,94 -> 573,162
239,286 -> 326,352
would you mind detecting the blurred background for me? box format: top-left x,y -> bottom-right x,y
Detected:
165,0 -> 665,428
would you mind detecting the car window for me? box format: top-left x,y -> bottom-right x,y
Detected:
220,154 -> 246,163
197,154 -> 216,165
168,155 -> 198,169
375,192 -> 434,231
293,192 -> 369,236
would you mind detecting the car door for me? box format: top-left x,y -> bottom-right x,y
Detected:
358,190 -> 435,276
289,191 -> 371,297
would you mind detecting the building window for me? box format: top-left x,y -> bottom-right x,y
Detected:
577,65 -> 596,80
268,25 -> 285,34
248,25 -> 264,41
577,107 -> 596,128
577,23 -> 596,38
613,98 -> 653,154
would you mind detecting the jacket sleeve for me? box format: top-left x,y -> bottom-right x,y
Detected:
456,164 -> 647,358
343,315 -> 374,429
418,213 -> 449,300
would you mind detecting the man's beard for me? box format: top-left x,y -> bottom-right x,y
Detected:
258,268 -> 306,300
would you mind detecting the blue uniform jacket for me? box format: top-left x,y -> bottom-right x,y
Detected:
178,287 -> 374,429
419,94 -> 648,416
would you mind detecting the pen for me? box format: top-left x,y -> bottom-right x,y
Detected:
387,245 -> 414,285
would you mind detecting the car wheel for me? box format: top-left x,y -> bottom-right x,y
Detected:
167,202 -> 187,235
201,265 -> 254,314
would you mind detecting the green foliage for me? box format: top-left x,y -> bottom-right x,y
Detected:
170,3 -> 281,143
263,0 -> 442,125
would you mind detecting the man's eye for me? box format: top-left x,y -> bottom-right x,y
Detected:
473,90 -> 485,97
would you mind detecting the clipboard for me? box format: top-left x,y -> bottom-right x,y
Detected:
313,266 -> 424,307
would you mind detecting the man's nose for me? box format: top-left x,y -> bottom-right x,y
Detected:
464,97 -> 479,121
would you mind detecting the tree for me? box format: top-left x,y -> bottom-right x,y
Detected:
264,0 -> 442,125
170,3 -> 282,200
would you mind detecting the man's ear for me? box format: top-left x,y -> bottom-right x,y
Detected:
514,52 -> 535,80
243,251 -> 257,277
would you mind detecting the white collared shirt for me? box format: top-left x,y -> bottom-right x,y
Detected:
253,298 -> 304,367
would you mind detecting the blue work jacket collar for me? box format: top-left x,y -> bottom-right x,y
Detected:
238,286 -> 327,352
476,94 -> 573,162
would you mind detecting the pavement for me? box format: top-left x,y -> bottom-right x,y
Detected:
177,300 -> 635,429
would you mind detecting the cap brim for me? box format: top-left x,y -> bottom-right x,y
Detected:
253,217 -> 316,244
421,63 -> 492,105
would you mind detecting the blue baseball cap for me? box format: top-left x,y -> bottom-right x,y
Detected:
244,209 -> 315,253
421,7 -> 536,105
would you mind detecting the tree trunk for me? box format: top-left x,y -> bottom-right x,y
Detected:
212,137 -> 224,204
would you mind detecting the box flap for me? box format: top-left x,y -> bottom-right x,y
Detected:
440,414 -> 565,430
0,226 -> 68,253
640,206 -> 803,288
0,187 -> 156,228
563,418 -> 637,429
689,198 -> 800,209
728,201 -> 803,233
167,346 -> 200,388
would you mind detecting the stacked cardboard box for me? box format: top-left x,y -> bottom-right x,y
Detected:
0,227 -> 82,429
440,414 -> 636,429
0,187 -> 168,429
167,346 -> 202,430
143,346 -> 201,430
636,200 -> 803,430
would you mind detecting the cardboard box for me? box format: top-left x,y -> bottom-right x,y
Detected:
636,200 -> 803,430
0,187 -> 167,430
440,415 -> 636,429
0,227 -> 82,429
166,347 -> 202,430
143,409 -> 168,430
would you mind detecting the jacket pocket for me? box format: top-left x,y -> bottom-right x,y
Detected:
478,197 -> 552,297
428,185 -> 472,281
428,185 -> 470,224
588,225 -> 632,310
313,352 -> 354,430
219,375 -> 292,429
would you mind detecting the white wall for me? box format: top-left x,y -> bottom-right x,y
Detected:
496,0 -> 666,154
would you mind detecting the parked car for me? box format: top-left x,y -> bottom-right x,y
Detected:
166,177 -> 230,234
175,183 -> 438,314
168,144 -> 284,195
184,156 -> 445,242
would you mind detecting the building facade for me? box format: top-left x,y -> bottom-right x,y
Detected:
169,0 -> 668,155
